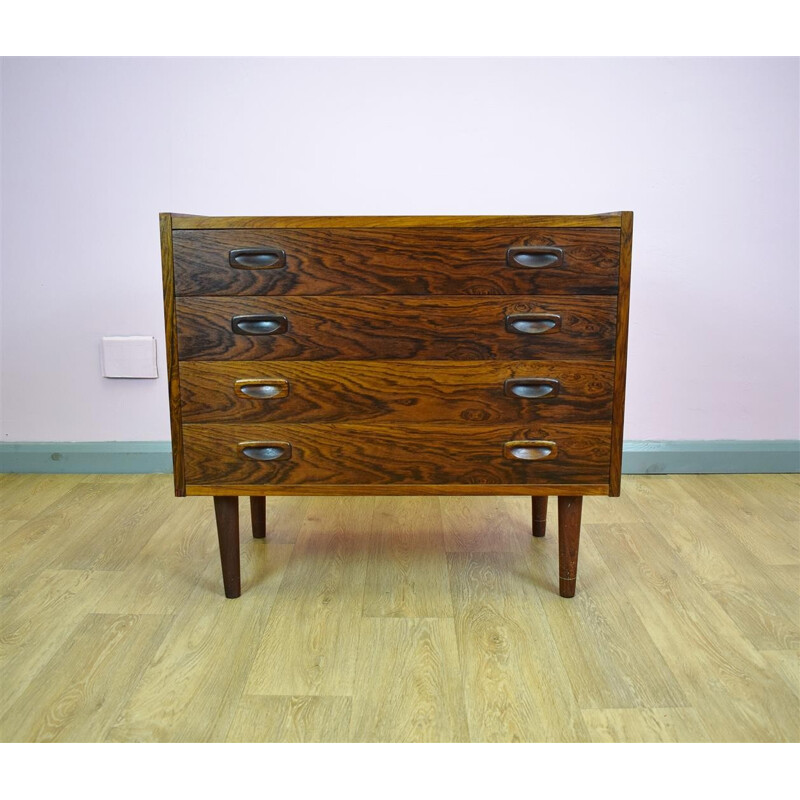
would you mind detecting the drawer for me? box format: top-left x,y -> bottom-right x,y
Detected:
179,360 -> 615,424
176,295 -> 617,361
173,228 -> 620,296
182,422 -> 612,486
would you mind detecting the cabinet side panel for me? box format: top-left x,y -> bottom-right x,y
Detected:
160,212 -> 186,496
609,212 -> 633,496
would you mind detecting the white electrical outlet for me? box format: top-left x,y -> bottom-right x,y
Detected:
101,336 -> 158,379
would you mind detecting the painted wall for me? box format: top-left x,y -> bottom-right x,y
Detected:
1,57 -> 798,442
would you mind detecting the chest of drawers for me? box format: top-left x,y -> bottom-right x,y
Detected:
160,212 -> 633,599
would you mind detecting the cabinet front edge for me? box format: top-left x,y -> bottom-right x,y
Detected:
167,213 -> 626,230
184,483 -> 610,497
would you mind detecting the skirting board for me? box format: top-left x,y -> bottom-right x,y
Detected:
1,440 -> 798,475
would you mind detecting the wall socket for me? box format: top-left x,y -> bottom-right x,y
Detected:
101,336 -> 158,379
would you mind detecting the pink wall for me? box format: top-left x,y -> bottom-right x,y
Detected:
1,57 -> 798,442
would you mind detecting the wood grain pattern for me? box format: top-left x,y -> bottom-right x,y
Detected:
213,496 -> 240,598
161,211 -> 632,599
589,520 -> 798,741
0,569 -> 120,718
441,496 -> 531,553
182,422 -> 612,487
176,295 -> 617,362
226,695 -> 353,742
581,707 -> 711,743
173,228 -> 620,296
244,497 -> 375,696
186,482 -> 611,497
250,496 -> 266,539
625,476 -> 800,651
179,360 -> 615,425
49,475 -> 174,573
0,474 -> 83,523
0,480 -> 161,609
2,613 -> 171,742
558,496 -> 583,598
171,213 -> 623,230
260,495 -> 312,544
530,534 -> 688,709
448,552 -> 589,741
349,617 -> 469,742
761,651 -> 799,701
160,212 -> 185,496
92,495 -> 219,615
609,211 -> 633,496
363,497 -> 452,618
532,496 -> 548,537
107,540 -> 294,742
1,473 -> 797,742
676,474 -> 799,567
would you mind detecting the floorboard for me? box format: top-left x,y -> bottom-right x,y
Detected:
0,473 -> 797,742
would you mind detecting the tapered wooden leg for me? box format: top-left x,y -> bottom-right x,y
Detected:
557,495 -> 583,598
213,496 -> 241,599
250,496 -> 266,539
531,496 -> 548,537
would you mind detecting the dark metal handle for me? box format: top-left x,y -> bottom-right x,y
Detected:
504,378 -> 560,400
507,247 -> 564,269
229,248 -> 286,270
503,440 -> 558,461
235,379 -> 289,400
240,441 -> 292,461
231,315 -> 288,336
505,313 -> 562,335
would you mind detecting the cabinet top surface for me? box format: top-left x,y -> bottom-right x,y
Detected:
166,212 -> 630,230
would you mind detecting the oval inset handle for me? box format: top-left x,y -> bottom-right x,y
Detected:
507,246 -> 564,269
505,313 -> 562,335
235,379 -> 289,400
229,248 -> 286,270
231,315 -> 288,336
240,441 -> 292,461
504,378 -> 560,400
503,440 -> 558,461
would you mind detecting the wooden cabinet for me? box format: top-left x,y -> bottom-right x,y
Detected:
160,212 -> 633,599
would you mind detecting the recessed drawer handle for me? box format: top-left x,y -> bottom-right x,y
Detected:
229,248 -> 286,270
507,247 -> 564,269
240,441 -> 292,461
231,314 -> 288,336
505,313 -> 562,335
235,379 -> 289,400
504,378 -> 560,399
504,440 -> 558,461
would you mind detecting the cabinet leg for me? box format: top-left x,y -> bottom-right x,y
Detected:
531,496 -> 548,537
557,495 -> 583,598
213,496 -> 241,599
250,496 -> 266,539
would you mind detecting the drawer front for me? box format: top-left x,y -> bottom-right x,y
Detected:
179,360 -> 615,424
176,296 -> 617,361
173,228 -> 620,296
182,423 -> 612,486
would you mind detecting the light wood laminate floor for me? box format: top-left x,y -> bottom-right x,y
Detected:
1,473 -> 797,742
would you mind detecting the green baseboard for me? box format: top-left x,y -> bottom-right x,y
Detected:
621,440 -> 799,474
0,441 -> 174,474
1,440 -> 798,475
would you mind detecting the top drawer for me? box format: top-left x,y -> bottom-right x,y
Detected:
173,228 -> 620,297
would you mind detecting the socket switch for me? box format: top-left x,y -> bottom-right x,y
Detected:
101,336 -> 158,379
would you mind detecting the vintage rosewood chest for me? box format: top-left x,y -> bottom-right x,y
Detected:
160,212 -> 633,599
